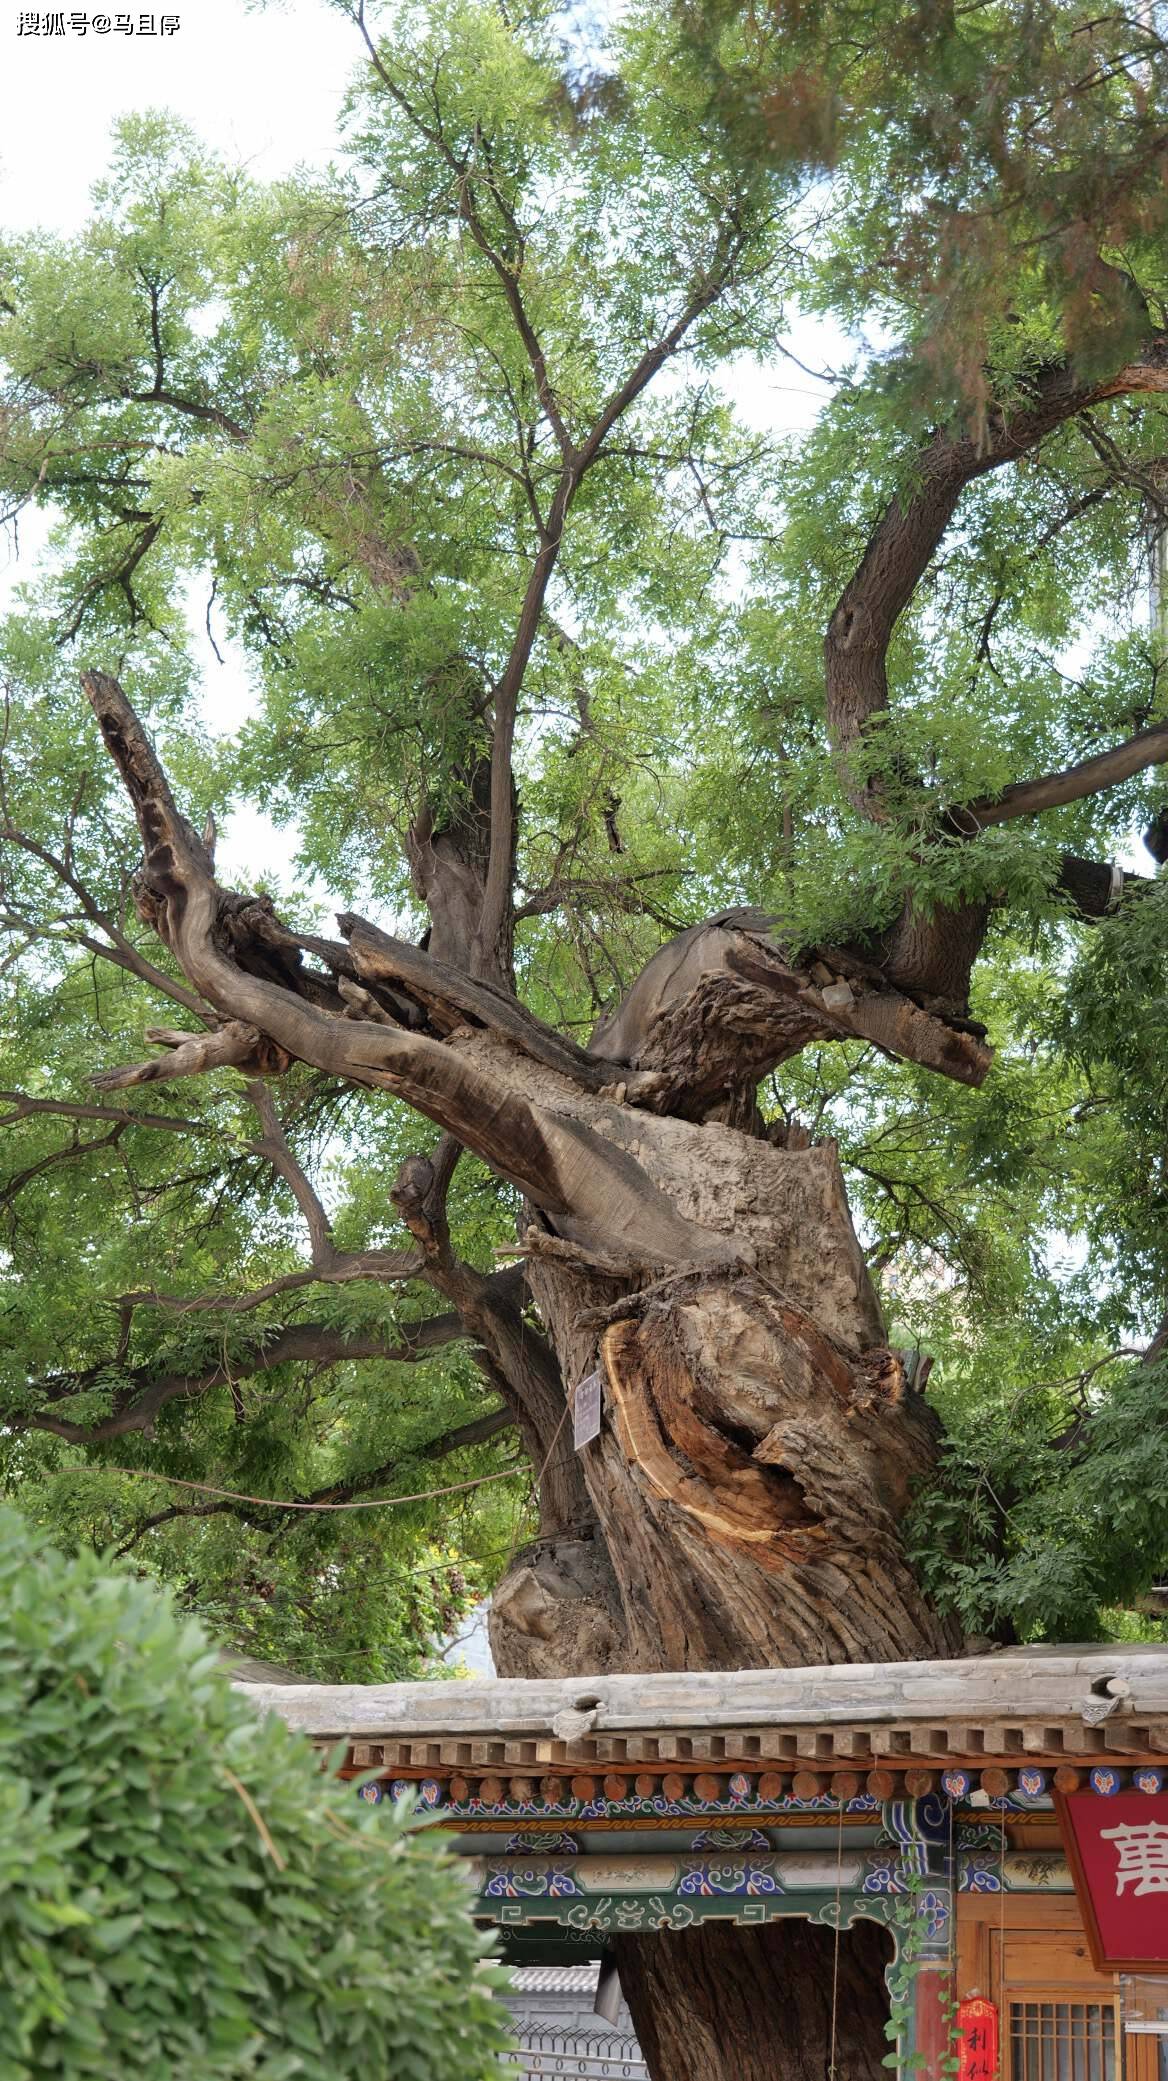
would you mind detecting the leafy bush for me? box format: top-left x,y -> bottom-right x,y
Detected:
0,1508 -> 509,2080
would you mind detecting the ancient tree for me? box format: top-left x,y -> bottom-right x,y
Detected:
4,4 -> 1168,2073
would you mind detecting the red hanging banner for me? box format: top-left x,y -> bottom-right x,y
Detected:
956,1997 -> 999,2081
1057,1790 -> 1168,1971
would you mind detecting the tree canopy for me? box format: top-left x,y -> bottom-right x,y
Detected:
2,0 -> 1168,1671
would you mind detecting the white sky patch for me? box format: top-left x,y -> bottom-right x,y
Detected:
1,0 -> 358,891
0,0 -> 354,235
0,6 -> 854,900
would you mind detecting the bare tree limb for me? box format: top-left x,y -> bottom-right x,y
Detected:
244,1078 -> 335,1264
90,1022 -> 290,1092
82,670 -> 729,1269
20,1312 -> 471,1445
958,719 -> 1168,830
0,1090 -> 212,1136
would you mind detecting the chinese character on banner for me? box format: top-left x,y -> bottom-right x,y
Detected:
160,10 -> 178,27
69,12 -> 89,30
956,1998 -> 999,2081
1101,1820 -> 1168,1897
1058,1793 -> 1168,1969
42,9 -> 65,28
17,12 -> 41,32
137,11 -> 155,27
115,11 -> 134,27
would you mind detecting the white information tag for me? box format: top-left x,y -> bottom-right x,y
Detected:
573,1368 -> 603,1449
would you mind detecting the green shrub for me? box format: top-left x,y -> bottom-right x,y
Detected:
0,1508 -> 510,2080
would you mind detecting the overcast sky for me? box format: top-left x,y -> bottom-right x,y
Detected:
0,1 -> 354,233
0,1 -> 357,875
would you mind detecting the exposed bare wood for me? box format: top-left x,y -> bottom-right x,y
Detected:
91,1021 -> 290,1092
82,672 -> 734,1274
589,914 -> 992,1104
339,910 -> 653,1095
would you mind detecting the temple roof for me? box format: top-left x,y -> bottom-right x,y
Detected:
233,1646 -> 1168,1772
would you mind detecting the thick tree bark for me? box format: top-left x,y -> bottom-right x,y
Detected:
488,1079 -> 956,1672
406,755 -> 516,991
614,1918 -> 894,2081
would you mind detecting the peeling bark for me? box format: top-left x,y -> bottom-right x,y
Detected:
588,912 -> 992,1102
523,1255 -> 952,1673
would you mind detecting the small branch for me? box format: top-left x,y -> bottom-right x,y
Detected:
57,517 -> 163,646
350,0 -> 572,457
474,220 -> 754,980
0,1090 -> 211,1136
22,1312 -> 471,1446
91,1022 -> 291,1092
1,1123 -> 125,1210
118,1248 -> 425,1317
123,386 -> 248,442
957,719 -> 1168,830
293,1402 -> 515,1509
0,822 -> 210,1019
244,1079 -> 335,1266
112,1402 -> 515,1554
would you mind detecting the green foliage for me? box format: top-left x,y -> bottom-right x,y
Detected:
908,1355 -> 1168,1642
882,1872 -> 960,2077
0,1507 -> 510,2080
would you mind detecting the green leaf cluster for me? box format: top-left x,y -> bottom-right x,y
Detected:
0,1507 -> 510,2080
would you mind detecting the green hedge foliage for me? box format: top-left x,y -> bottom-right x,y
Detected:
0,1508 -> 510,2080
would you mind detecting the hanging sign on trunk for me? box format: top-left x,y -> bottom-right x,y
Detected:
956,1997 -> 998,2081
1057,1790 -> 1168,1970
573,1369 -> 603,1449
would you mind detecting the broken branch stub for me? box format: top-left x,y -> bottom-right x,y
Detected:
588,916 -> 992,1107
90,1021 -> 290,1092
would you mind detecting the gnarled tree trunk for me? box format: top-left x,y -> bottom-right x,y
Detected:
614,1918 -> 895,2081
82,666 -> 961,2081
475,1060 -> 950,2081
477,1030 -> 955,1678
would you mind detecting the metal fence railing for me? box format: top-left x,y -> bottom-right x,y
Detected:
505,2024 -> 648,2079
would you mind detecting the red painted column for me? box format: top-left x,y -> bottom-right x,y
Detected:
913,1961 -> 952,2078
